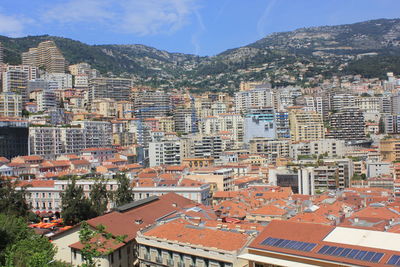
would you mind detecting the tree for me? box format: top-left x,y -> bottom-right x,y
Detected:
61,179 -> 97,226
4,234 -> 56,267
78,222 -> 126,267
114,173 -> 133,206
0,177 -> 29,217
90,180 -> 109,216
0,214 -> 31,264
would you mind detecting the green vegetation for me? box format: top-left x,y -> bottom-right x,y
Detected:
1,18 -> 400,92
0,177 -> 70,266
61,178 -> 97,226
78,222 -> 126,267
113,173 -> 133,206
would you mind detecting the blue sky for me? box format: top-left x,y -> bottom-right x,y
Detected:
0,0 -> 399,56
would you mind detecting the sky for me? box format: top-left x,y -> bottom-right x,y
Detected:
0,0 -> 399,56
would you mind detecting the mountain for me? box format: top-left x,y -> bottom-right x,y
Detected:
1,18 -> 400,92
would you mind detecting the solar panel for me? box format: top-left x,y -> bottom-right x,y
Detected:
355,250 -> 367,260
318,245 -> 329,254
362,251 -> 375,262
339,248 -> 352,257
332,247 -> 344,256
387,255 -> 400,265
316,245 -> 384,264
347,249 -> 360,259
260,237 -> 317,252
371,253 -> 384,263
326,246 -> 337,254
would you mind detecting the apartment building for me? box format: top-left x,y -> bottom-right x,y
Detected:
132,178 -> 211,204
173,108 -> 197,134
134,90 -> 172,119
71,120 -> 112,148
22,40 -> 66,73
327,107 -> 366,141
379,138 -> 400,162
91,98 -> 117,117
234,86 -> 274,113
289,109 -> 324,142
187,168 -> 235,192
289,139 -> 346,159
2,69 -> 29,103
30,121 -> 112,156
0,119 -> 29,159
7,64 -> 38,80
30,89 -> 58,111
193,135 -> 223,163
16,179 -> 119,214
355,96 -> 381,113
200,113 -> 244,145
244,108 -> 276,144
137,218 -> 253,267
249,138 -> 290,164
383,114 -> 400,134
0,92 -> 22,117
275,111 -> 290,139
149,137 -> 181,167
331,94 -> 355,111
89,77 -> 132,104
42,73 -> 73,89
73,74 -> 89,88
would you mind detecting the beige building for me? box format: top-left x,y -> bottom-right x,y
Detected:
249,138 -> 290,164
158,116 -> 175,132
91,98 -> 117,117
22,40 -> 66,73
136,218 -> 253,267
380,138 -> 400,162
0,92 -> 21,117
50,193 -> 195,267
289,109 -> 324,142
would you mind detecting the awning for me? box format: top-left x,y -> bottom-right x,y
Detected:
238,253 -> 320,267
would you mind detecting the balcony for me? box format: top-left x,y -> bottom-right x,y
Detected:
155,256 -> 163,264
143,253 -> 150,261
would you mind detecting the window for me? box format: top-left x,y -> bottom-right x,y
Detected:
109,252 -> 114,264
119,249 -> 121,260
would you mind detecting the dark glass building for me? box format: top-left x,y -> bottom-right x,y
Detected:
0,119 -> 29,159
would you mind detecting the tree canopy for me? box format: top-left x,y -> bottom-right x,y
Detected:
61,179 -> 97,226
113,173 -> 133,207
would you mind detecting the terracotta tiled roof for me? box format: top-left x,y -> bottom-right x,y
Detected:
87,193 -> 194,242
17,180 -> 55,188
249,205 -> 287,216
143,218 -> 248,251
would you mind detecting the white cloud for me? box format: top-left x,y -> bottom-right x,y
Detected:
0,13 -> 26,37
44,0 -> 114,24
43,0 -> 199,36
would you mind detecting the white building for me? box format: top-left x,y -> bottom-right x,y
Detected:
200,113 -> 244,145
149,138 -> 181,167
132,178 -> 210,204
235,87 -> 274,113
42,73 -> 73,89
289,139 -> 346,159
16,179 -> 119,213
